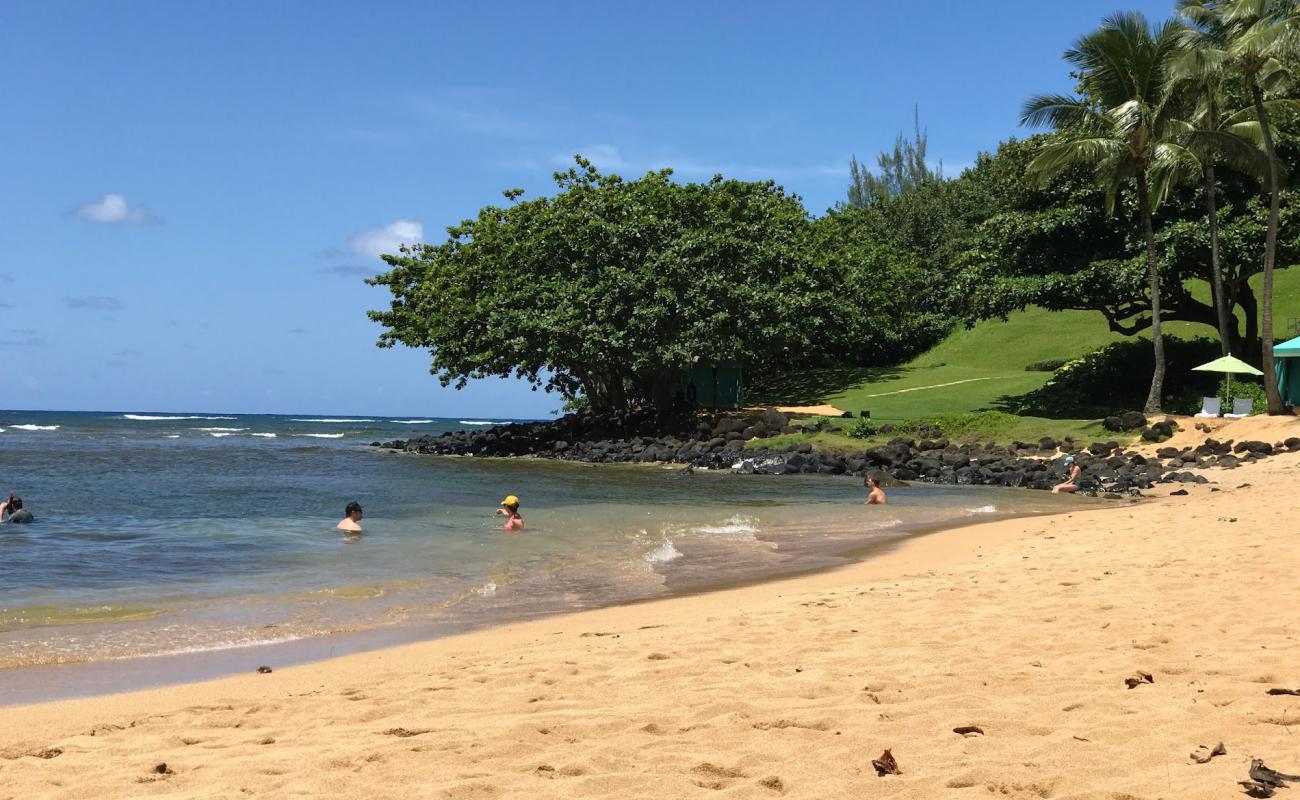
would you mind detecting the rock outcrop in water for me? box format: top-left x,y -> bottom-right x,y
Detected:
375,409 -> 1300,494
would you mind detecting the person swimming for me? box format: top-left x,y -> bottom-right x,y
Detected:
1,493 -> 33,524
336,501 -> 364,532
495,495 -> 524,532
865,475 -> 888,505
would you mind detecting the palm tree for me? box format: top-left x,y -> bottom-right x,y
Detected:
1170,77 -> 1270,356
1022,12 -> 1200,414
1175,0 -> 1300,413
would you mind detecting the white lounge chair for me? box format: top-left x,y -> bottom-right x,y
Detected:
1224,398 -> 1253,419
1194,396 -> 1222,418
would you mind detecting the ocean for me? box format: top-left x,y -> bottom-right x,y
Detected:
0,410 -> 1080,690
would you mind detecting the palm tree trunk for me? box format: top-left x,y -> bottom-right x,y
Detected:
1136,168 -> 1165,414
1250,82 -> 1287,414
1204,165 -> 1233,356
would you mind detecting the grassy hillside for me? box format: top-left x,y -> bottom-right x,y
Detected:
748,268 -> 1300,442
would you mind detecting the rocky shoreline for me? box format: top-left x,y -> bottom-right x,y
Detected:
374,409 -> 1300,494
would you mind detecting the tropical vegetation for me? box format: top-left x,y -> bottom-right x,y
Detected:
369,0 -> 1300,420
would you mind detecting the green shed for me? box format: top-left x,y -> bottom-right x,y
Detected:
683,362 -> 743,409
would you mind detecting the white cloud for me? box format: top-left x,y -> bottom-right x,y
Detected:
347,219 -> 423,260
72,193 -> 160,225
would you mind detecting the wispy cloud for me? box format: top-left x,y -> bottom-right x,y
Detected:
346,219 -> 423,261
288,327 -> 307,334
65,295 -> 123,311
549,146 -> 847,181
406,88 -> 543,139
1,329 -> 46,347
71,193 -> 160,225
319,264 -> 378,279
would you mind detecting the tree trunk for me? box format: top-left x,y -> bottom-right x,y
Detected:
1251,82 -> 1287,413
1204,165 -> 1233,356
1239,285 -> 1261,363
1137,168 -> 1166,415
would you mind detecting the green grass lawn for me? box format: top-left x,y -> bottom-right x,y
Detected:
747,268 -> 1300,444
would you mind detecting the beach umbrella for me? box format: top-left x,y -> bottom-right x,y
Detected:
1191,354 -> 1264,399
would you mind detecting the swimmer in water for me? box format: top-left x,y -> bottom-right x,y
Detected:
336,501 -> 364,532
0,493 -> 33,524
865,474 -> 887,505
495,495 -> 524,532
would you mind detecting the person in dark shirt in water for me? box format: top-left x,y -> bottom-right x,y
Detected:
1,493 -> 33,524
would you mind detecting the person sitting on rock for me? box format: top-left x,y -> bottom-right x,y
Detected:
865,475 -> 888,505
1051,456 -> 1082,494
1,493 -> 34,524
495,495 -> 524,532
336,501 -> 364,533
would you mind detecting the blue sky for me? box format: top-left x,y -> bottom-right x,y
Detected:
1,0 -> 1173,418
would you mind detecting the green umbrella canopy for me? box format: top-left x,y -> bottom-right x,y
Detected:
1192,355 -> 1264,376
1275,336 -> 1300,358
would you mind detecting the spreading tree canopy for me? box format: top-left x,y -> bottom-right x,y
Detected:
369,159 -> 865,414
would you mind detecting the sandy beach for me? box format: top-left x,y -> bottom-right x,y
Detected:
3,422 -> 1299,799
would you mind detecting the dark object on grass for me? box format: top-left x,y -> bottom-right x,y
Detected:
1124,671 -> 1154,689
953,726 -> 984,736
1170,489 -> 1189,496
1267,688 -> 1300,696
872,749 -> 900,776
1190,741 -> 1226,764
256,665 -> 273,674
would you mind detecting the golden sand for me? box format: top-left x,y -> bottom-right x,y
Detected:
3,417 -> 1298,799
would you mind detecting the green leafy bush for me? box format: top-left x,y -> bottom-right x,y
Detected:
848,417 -> 879,439
999,337 -> 1221,418
1218,377 -> 1266,415
1024,358 -> 1069,372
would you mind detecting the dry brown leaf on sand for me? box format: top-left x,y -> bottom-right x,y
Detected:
872,749 -> 901,777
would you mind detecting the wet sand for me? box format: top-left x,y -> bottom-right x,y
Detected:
2,420 -> 1298,798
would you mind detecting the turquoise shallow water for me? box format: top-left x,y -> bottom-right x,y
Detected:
0,410 -> 1081,669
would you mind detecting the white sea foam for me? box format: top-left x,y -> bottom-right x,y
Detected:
290,418 -> 375,423
194,427 -> 247,433
124,414 -> 236,421
251,432 -> 277,438
474,581 -> 497,597
164,434 -> 181,439
695,515 -> 760,536
296,433 -> 345,439
10,424 -> 59,431
459,420 -> 501,426
645,539 -> 682,564
394,419 -> 434,424
208,432 -> 235,438
967,505 -> 998,514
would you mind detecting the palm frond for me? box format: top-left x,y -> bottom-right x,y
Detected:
1020,94 -> 1108,131
1026,138 -> 1127,185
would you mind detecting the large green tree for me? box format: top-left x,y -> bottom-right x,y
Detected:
1176,0 -> 1300,413
1020,12 -> 1199,413
368,159 -> 865,415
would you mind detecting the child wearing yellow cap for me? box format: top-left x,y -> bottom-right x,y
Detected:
495,495 -> 524,532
